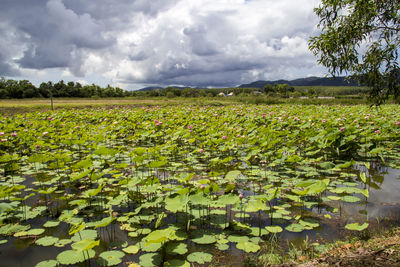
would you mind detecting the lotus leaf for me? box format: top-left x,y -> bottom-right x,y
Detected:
139,253 -> 162,267
236,241 -> 260,253
35,236 -> 59,246
285,223 -> 305,233
122,245 -> 139,254
187,252 -> 213,264
43,221 -> 60,228
35,260 -> 58,267
71,239 -> 100,252
54,239 -> 73,247
164,259 -> 190,267
57,249 -> 95,265
71,229 -> 98,242
345,222 -> 369,231
98,250 -> 125,266
265,225 -> 283,233
165,242 -> 188,255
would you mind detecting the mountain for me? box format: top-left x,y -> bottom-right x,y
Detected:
137,86 -> 164,91
238,76 -> 359,88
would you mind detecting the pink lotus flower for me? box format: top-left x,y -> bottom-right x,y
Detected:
0,132 -> 4,136
222,136 -> 227,140
375,130 -> 380,134
188,125 -> 193,129
10,131 -> 17,137
396,121 -> 400,126
42,132 -> 49,136
1,139 -> 7,142
239,193 -> 243,199
200,184 -> 205,189
322,119 -> 326,123
199,149 -> 204,153
35,145 -> 40,149
340,127 -> 345,132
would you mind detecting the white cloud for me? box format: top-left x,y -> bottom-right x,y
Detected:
0,0 -> 326,89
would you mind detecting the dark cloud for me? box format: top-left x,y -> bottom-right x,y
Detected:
0,0 -> 324,88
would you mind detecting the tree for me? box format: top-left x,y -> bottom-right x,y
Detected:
309,0 -> 400,104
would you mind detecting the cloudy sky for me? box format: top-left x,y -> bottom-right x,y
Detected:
0,0 -> 326,90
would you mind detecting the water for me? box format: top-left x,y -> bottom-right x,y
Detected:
1,168 -> 400,267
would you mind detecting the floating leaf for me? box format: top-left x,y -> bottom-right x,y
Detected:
43,221 -> 60,228
71,239 -> 100,252
164,259 -> 190,267
71,229 -> 98,242
187,252 -> 213,264
35,236 -> 59,246
345,222 -> 369,231
236,241 -> 260,253
54,239 -> 72,247
123,245 -> 139,254
165,242 -> 188,255
139,253 -> 162,267
285,223 -> 305,233
98,250 -> 125,266
191,233 -> 216,245
57,249 -> 95,265
35,260 -> 58,267
265,225 -> 283,233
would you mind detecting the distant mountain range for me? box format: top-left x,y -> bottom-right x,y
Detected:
238,76 -> 359,88
137,76 -> 358,91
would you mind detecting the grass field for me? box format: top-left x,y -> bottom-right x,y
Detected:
0,96 -> 372,116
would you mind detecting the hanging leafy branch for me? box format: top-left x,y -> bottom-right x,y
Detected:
309,0 -> 400,104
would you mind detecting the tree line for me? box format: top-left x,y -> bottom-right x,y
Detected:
0,77 -> 369,99
0,78 -> 129,99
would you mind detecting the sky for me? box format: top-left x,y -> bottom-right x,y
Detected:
0,0 -> 326,90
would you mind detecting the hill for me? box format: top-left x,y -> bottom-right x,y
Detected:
238,76 -> 359,88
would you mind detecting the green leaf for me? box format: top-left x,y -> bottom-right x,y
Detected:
187,252 -> 213,264
165,242 -> 188,255
35,236 -> 59,246
98,250 -> 125,266
139,253 -> 162,267
236,241 -> 260,253
93,216 -> 116,229
35,260 -> 58,267
57,249 -> 95,265
285,223 -> 305,233
345,222 -> 369,231
123,245 -> 139,254
71,239 -> 100,252
43,221 -> 60,228
69,222 -> 85,235
265,225 -> 283,233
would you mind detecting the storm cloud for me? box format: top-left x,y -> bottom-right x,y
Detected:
0,0 -> 324,89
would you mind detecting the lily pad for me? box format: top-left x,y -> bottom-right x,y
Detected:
71,229 -> 98,242
265,225 -> 283,233
57,249 -> 95,265
139,253 -> 162,267
98,250 -> 125,266
165,242 -> 188,255
54,239 -> 72,247
123,245 -> 139,254
191,233 -> 216,245
43,221 -> 60,228
285,223 -> 305,233
35,236 -> 59,246
165,259 -> 190,267
35,260 -> 58,267
345,222 -> 369,231
237,241 -> 260,253
187,252 -> 213,264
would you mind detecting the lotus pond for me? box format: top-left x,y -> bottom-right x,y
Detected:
0,104 -> 400,267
